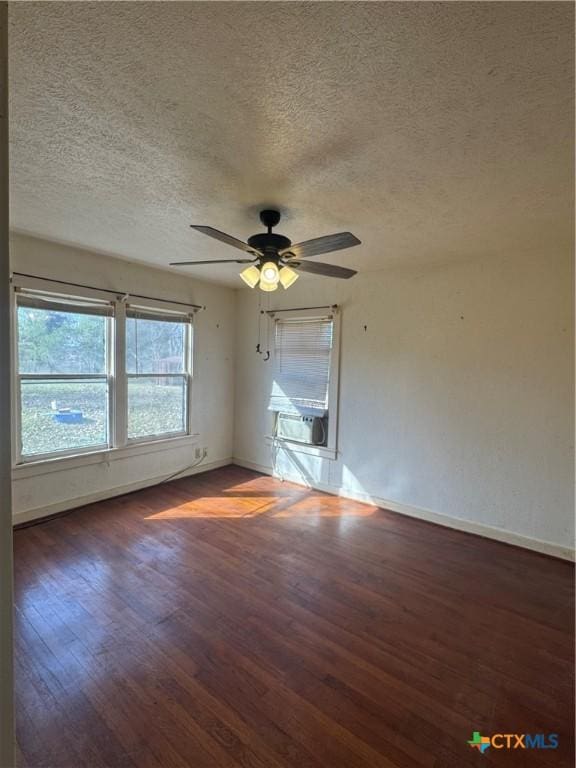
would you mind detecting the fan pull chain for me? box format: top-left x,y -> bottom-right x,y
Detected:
256,291 -> 263,355
264,292 -> 271,361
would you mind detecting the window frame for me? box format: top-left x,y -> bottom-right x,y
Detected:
11,277 -> 196,467
124,306 -> 193,446
267,307 -> 341,459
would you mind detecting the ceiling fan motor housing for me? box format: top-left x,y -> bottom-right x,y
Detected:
248,232 -> 291,261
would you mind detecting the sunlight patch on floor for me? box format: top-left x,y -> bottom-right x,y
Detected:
144,495 -> 277,519
144,492 -> 378,520
271,496 -> 378,518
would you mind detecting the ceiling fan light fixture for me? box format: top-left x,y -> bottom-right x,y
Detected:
278,265 -> 299,289
259,261 -> 280,287
239,264 -> 260,288
259,280 -> 278,292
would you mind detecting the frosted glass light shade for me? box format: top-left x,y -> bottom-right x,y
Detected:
279,266 -> 299,289
259,280 -> 278,292
260,261 -> 280,287
239,265 -> 260,288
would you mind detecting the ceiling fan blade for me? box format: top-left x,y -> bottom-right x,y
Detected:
170,259 -> 256,266
281,232 -> 360,259
191,225 -> 262,255
288,260 -> 357,279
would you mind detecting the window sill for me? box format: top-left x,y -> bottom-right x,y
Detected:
12,433 -> 200,480
265,435 -> 337,460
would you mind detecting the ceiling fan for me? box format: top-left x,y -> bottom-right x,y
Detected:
170,209 -> 361,291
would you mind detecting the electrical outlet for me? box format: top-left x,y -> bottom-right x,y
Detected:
194,447 -> 202,459
202,447 -> 208,458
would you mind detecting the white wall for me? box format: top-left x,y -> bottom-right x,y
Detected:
0,5 -> 15,763
233,251 -> 574,559
11,233 -> 236,523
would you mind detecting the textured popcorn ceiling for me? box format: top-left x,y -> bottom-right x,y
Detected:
9,1 -> 574,285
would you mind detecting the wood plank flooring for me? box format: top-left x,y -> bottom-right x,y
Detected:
13,466 -> 574,768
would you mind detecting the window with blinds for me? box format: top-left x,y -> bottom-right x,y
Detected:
16,291 -> 113,458
126,307 -> 192,441
13,287 -> 195,463
269,317 -> 334,417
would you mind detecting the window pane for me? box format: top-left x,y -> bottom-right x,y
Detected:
126,317 -> 186,374
20,379 -> 109,457
18,306 -> 107,374
127,376 -> 186,439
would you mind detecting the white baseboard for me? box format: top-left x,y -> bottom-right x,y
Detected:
232,457 -> 575,562
12,458 -> 233,526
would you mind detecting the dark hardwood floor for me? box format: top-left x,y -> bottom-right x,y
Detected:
14,466 -> 574,768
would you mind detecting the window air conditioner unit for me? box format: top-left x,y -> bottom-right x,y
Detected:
276,413 -> 327,446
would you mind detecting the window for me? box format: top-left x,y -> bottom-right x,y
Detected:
270,317 -> 333,416
126,309 -> 191,441
16,294 -> 112,459
269,312 -> 340,453
14,284 -> 195,464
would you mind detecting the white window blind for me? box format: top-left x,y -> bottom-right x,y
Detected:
269,317 -> 333,417
17,291 -> 113,316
